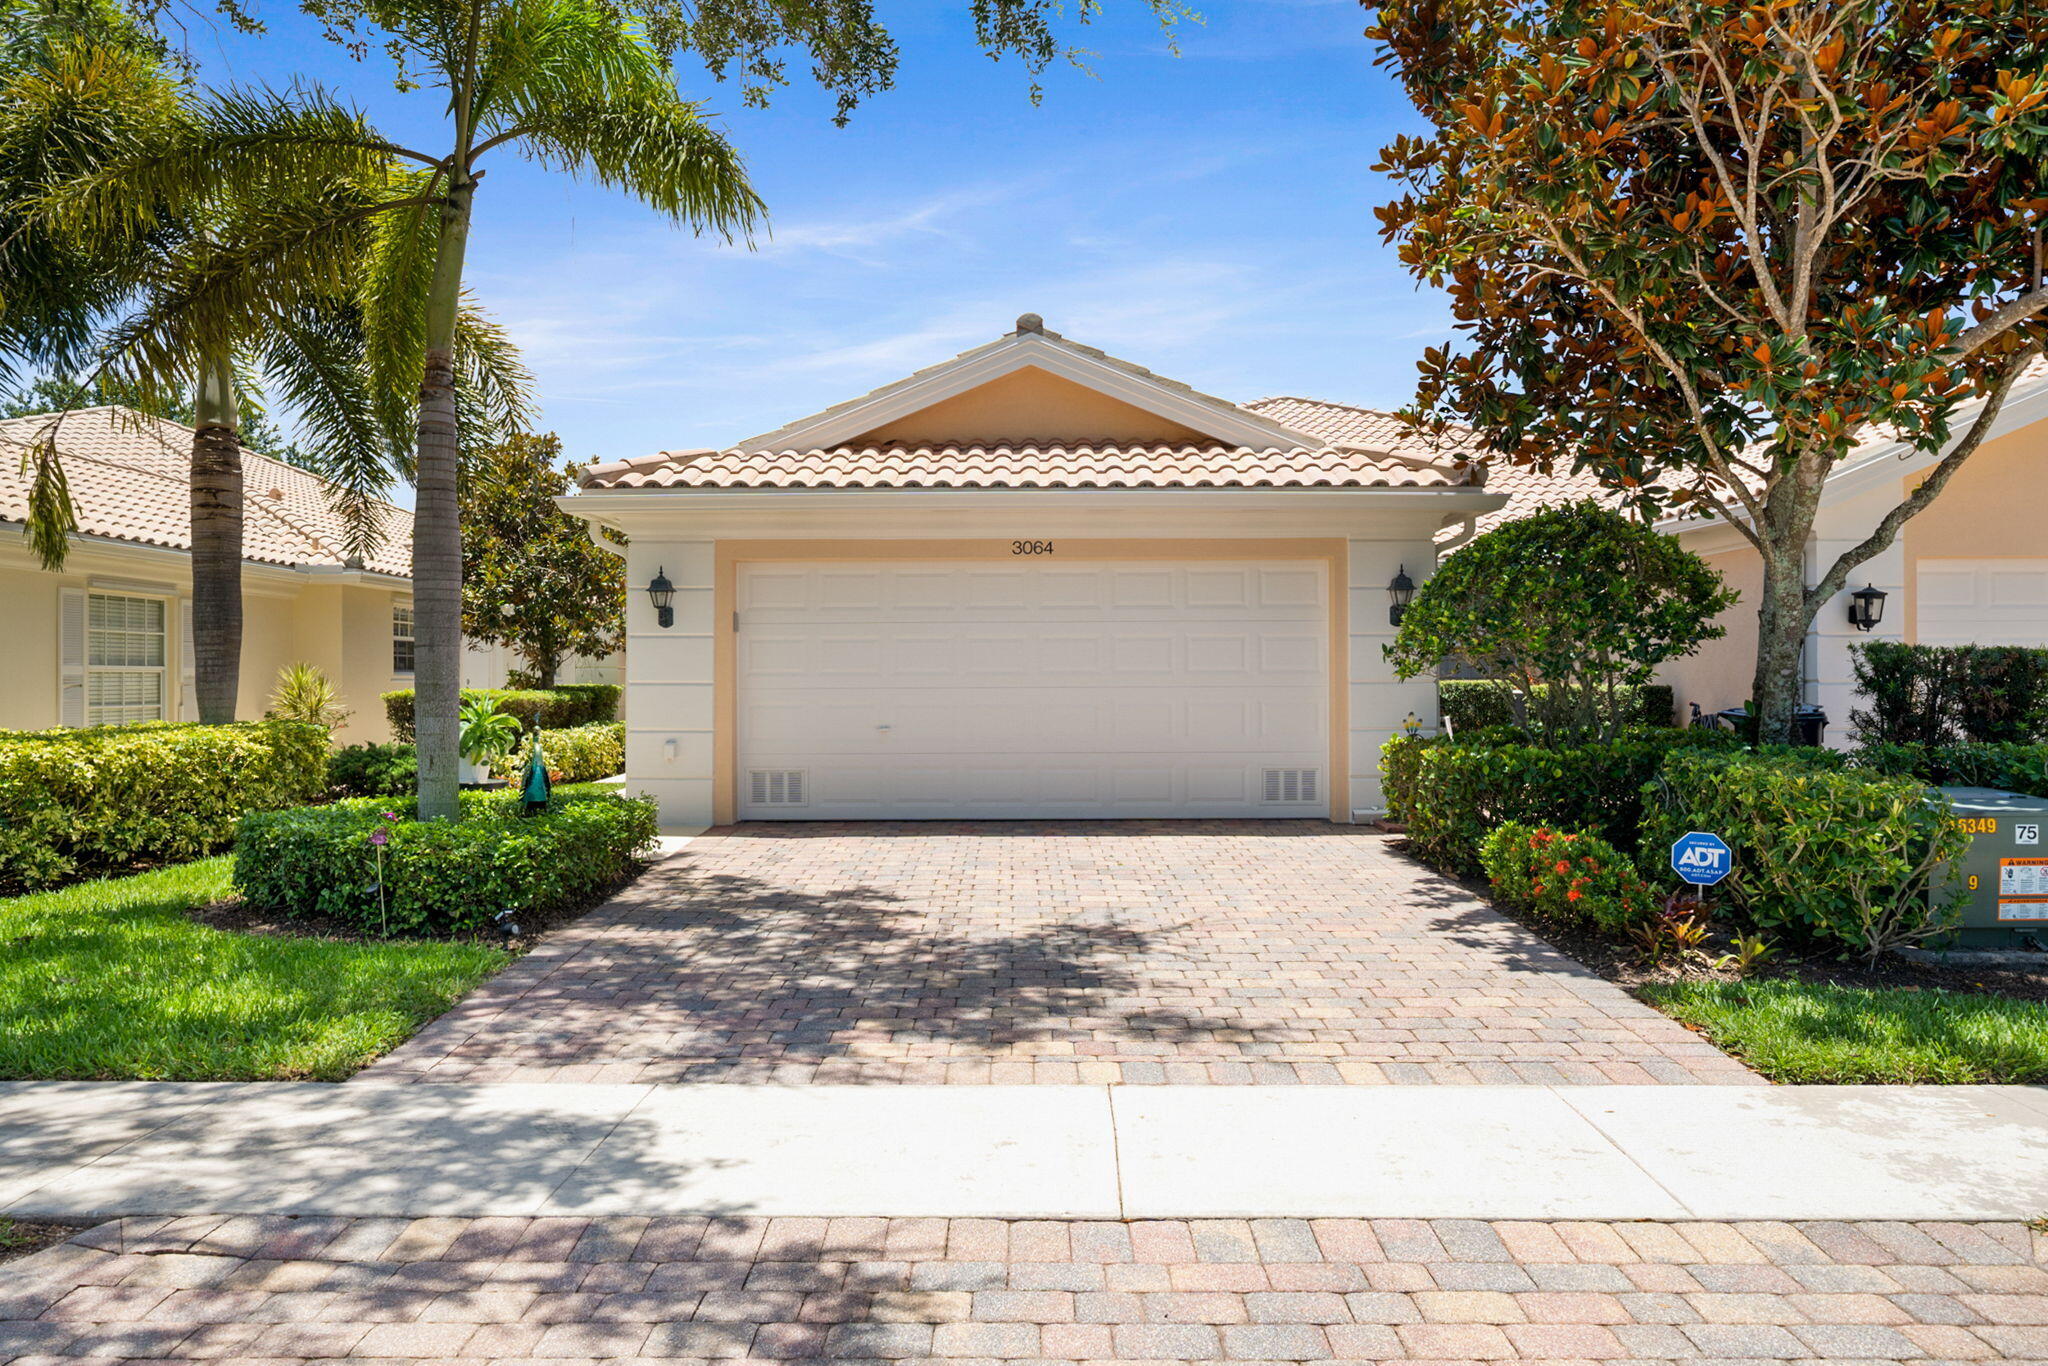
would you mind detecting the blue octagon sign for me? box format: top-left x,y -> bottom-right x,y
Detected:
1671,831 -> 1734,887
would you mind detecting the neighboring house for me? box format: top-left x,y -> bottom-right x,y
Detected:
0,405 -> 524,743
1653,356 -> 2048,738
562,316 -> 1506,830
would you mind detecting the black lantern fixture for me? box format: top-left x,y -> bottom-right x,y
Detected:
1847,582 -> 1888,633
1388,565 -> 1417,626
647,567 -> 676,629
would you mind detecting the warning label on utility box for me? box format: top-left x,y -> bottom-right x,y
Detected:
1997,858 -> 2048,918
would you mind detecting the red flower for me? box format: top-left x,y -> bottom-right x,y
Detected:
1555,860 -> 1572,874
1566,888 -> 1584,901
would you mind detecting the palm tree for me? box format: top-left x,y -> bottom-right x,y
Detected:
10,8 -> 532,723
37,0 -> 761,812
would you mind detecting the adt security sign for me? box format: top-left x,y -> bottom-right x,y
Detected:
1671,831 -> 1733,887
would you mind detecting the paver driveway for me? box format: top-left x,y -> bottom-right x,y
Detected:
362,823 -> 1755,1087
11,1214 -> 2048,1362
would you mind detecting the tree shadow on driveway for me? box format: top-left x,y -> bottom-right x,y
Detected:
405,842 -> 1267,1078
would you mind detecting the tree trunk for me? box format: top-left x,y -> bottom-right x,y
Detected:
412,178 -> 475,821
190,350 -> 242,725
1749,539 -> 1811,745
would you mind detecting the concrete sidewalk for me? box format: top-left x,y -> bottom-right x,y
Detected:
5,1081 -> 2048,1223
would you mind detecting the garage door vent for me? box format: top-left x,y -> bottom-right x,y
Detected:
1262,767 -> 1320,804
748,769 -> 808,807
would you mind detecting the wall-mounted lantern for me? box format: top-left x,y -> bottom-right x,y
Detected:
647,568 -> 676,629
1388,566 -> 1417,626
1847,583 -> 1888,633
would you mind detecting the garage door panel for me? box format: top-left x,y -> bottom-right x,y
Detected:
1916,559 -> 2048,647
737,560 -> 1330,818
744,686 -> 1324,756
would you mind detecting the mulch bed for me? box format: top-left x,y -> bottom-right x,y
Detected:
183,862 -> 651,955
1394,838 -> 2048,1003
0,1219 -> 84,1266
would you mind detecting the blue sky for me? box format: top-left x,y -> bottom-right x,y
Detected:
182,0 -> 1451,465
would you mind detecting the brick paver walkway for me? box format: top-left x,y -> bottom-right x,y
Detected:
363,823 -> 1753,1086
10,1214 -> 2048,1362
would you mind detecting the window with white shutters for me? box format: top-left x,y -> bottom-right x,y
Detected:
85,593 -> 167,725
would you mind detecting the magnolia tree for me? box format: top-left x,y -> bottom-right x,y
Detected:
1370,0 -> 2048,742
1387,502 -> 1735,741
460,432 -> 623,688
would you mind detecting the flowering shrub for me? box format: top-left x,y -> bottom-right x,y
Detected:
1392,727 -> 1738,871
1479,821 -> 1658,934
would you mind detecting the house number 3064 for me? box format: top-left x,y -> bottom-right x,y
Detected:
1010,540 -> 1055,555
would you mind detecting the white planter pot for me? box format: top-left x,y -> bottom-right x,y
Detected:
458,757 -> 493,786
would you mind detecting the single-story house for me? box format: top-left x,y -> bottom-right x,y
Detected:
563,316 -> 1507,830
0,405 -> 559,743
1654,357 -> 2048,738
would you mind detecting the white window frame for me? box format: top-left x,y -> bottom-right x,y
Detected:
392,600 -> 416,676
84,591 -> 170,726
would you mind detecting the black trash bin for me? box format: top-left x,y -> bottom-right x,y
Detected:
1713,705 -> 1828,746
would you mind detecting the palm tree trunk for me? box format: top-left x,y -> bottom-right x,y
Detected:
412,176 -> 475,821
190,349 -> 242,724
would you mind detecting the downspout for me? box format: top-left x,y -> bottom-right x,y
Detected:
1436,514 -> 1480,557
584,519 -> 627,557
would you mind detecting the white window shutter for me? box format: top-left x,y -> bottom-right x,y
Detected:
58,587 -> 86,728
179,598 -> 196,720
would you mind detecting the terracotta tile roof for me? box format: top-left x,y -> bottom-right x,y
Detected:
1243,395 -> 1479,455
1246,395 -> 1603,537
0,406 -> 411,576
578,442 -> 1477,490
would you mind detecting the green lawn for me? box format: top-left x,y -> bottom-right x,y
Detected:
0,857 -> 508,1081
1642,978 -> 2048,1084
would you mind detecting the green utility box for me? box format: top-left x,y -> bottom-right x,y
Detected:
1931,786 -> 2048,947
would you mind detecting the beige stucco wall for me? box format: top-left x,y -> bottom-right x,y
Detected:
855,366 -> 1211,444
0,533 -> 407,743
1656,546 -> 1764,722
1900,420 -> 2044,642
0,558 -> 62,730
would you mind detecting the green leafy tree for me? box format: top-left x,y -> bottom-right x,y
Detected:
460,432 -> 624,688
1387,502 -> 1737,742
1371,0 -> 2048,743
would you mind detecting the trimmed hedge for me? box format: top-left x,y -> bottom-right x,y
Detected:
1851,642 -> 2048,745
490,722 -> 625,785
327,742 -> 419,798
1386,727 -> 1740,872
1854,740 -> 2048,798
1480,821 -> 1657,934
1439,681 -> 1677,734
1641,749 -> 1968,960
234,788 -> 658,935
0,721 -> 327,891
382,685 -> 619,740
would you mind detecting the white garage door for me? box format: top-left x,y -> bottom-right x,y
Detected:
1916,559 -> 2048,647
736,560 -> 1329,819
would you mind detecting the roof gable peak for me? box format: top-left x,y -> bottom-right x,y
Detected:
736,318 -> 1327,452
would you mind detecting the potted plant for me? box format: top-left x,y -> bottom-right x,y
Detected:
458,696 -> 522,786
